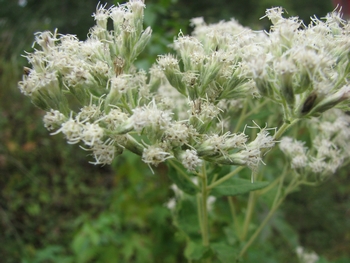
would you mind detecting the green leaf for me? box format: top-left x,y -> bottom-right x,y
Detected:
184,241 -> 208,260
167,162 -> 198,195
211,242 -> 238,263
175,198 -> 200,237
211,177 -> 269,197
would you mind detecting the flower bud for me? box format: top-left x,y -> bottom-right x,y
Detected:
309,85 -> 350,115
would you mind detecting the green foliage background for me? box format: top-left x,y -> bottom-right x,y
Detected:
1,0 -> 349,262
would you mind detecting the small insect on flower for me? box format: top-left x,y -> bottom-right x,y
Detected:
301,92 -> 317,114
23,67 -> 31,76
191,99 -> 202,115
114,56 -> 125,76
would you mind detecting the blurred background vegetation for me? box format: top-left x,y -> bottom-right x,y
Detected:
1,0 -> 349,262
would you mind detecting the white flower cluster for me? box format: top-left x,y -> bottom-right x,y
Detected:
246,7 -> 350,120
18,1 -> 350,174
280,109 -> 350,179
279,137 -> 308,170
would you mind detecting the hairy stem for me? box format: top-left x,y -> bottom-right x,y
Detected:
199,164 -> 210,247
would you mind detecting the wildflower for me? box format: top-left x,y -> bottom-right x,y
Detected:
247,123 -> 276,150
262,7 -> 284,25
130,100 -> 173,133
52,116 -> 84,144
43,109 -> 67,131
308,157 -> 326,174
102,108 -> 130,131
157,54 -> 186,95
164,122 -> 190,147
197,132 -> 247,158
110,74 -> 135,93
89,139 -> 118,165
92,3 -> 110,30
18,70 -> 58,96
157,54 -> 180,70
291,155 -> 308,169
279,137 -> 307,156
81,123 -> 104,146
34,30 -> 58,53
77,100 -> 103,122
179,149 -> 202,172
279,137 -> 308,170
142,144 -> 173,168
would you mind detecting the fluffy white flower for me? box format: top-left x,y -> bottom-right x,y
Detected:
142,144 -> 173,167
180,149 -> 202,172
90,139 -> 117,165
43,110 -> 67,131
81,123 -> 104,146
53,117 -> 83,144
130,100 -> 172,132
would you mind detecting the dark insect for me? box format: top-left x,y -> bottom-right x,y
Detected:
23,67 -> 31,76
301,92 -> 317,114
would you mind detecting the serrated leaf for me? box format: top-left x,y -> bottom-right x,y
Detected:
211,242 -> 238,263
211,177 -> 269,197
184,241 -> 208,260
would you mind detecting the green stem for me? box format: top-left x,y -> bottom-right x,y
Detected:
272,167 -> 288,208
241,191 -> 256,241
234,99 -> 271,134
238,177 -> 299,259
243,99 -> 270,120
210,173 -> 219,185
274,118 -> 299,141
238,192 -> 285,259
207,166 -> 245,190
228,197 -> 240,237
200,164 -> 210,247
168,159 -> 200,191
234,99 -> 248,133
197,193 -> 204,242
257,176 -> 282,196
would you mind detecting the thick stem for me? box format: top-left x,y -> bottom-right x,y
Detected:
273,118 -> 299,141
197,193 -> 204,241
